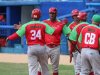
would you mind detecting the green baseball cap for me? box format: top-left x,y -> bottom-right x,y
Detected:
92,14 -> 100,23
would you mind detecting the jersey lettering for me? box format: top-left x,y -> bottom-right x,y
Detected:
84,33 -> 96,44
30,30 -> 41,40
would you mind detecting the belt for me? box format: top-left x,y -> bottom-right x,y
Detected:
47,44 -> 59,48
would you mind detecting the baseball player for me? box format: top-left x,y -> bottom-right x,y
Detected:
66,9 -> 80,36
69,12 -> 94,75
38,7 -> 68,75
66,9 -> 80,75
6,8 -> 55,75
69,12 -> 89,75
78,14 -> 100,75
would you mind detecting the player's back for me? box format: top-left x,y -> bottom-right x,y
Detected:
81,25 -> 100,49
74,22 -> 89,49
76,22 -> 89,37
25,21 -> 46,46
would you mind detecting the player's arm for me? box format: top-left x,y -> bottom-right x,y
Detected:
68,26 -> 79,58
68,27 -> 77,48
78,33 -> 82,44
65,22 -> 74,36
60,18 -> 68,26
7,23 -> 26,40
44,23 -> 55,35
69,26 -> 78,42
62,25 -> 70,36
14,22 -> 21,29
65,26 -> 71,36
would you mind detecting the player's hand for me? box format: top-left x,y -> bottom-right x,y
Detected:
6,38 -> 8,42
5,38 -> 9,46
14,22 -> 21,29
61,18 -> 68,25
70,53 -> 73,63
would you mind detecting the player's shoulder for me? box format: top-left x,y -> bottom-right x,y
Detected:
56,19 -> 61,22
21,20 -> 34,27
78,22 -> 89,27
37,21 -> 47,26
67,21 -> 74,28
43,19 -> 50,22
88,24 -> 99,28
29,20 -> 47,27
75,22 -> 88,29
77,22 -> 89,26
69,21 -> 74,26
81,24 -> 99,31
79,25 -> 89,32
79,22 -> 89,24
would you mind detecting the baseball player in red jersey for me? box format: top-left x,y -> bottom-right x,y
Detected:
38,7 -> 68,75
66,9 -> 80,75
78,14 -> 100,75
69,12 -> 94,75
6,8 -> 55,75
45,7 -> 67,75
69,12 -> 89,75
66,9 -> 80,36
66,9 -> 80,61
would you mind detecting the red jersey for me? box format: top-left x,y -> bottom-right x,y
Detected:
69,22 -> 89,50
69,21 -> 79,31
75,22 -> 89,49
25,23 -> 46,45
66,21 -> 79,36
80,25 -> 100,49
76,23 -> 88,37
8,21 -> 54,46
44,19 -> 64,45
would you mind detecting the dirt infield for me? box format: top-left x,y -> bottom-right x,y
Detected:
0,53 -> 73,65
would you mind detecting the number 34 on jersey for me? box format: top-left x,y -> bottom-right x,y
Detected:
30,30 -> 41,40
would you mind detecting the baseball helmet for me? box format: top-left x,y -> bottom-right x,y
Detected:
31,8 -> 41,19
49,7 -> 57,13
92,14 -> 100,23
71,9 -> 79,16
77,12 -> 87,20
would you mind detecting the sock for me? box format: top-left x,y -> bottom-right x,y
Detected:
89,72 -> 94,75
38,71 -> 41,75
53,72 -> 58,75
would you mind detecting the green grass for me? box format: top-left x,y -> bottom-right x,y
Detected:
0,62 -> 74,75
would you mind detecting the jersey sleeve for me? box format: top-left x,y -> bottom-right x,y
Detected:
44,23 -> 55,35
65,22 -> 74,35
62,25 -> 68,36
65,26 -> 71,35
78,33 -> 82,43
16,23 -> 27,37
69,26 -> 78,41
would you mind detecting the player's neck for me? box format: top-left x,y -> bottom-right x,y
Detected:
50,19 -> 56,22
33,19 -> 39,21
